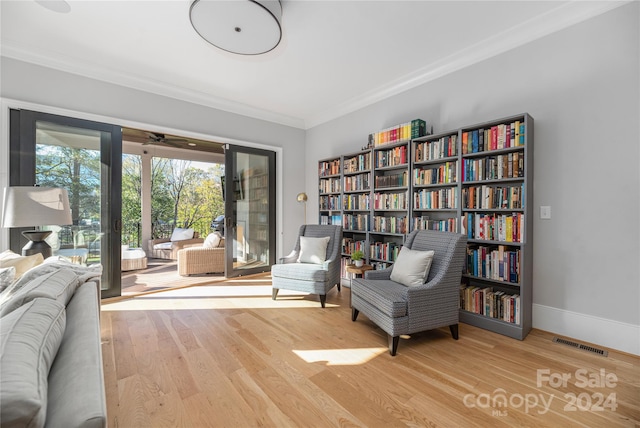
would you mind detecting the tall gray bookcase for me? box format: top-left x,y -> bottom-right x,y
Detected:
318,113 -> 533,340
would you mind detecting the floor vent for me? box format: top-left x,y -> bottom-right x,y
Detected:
553,337 -> 608,357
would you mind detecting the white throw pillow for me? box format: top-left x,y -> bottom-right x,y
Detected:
297,236 -> 331,264
170,228 -> 194,242
390,247 -> 435,287
203,232 -> 222,248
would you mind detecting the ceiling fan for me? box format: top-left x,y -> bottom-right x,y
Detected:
142,132 -> 187,148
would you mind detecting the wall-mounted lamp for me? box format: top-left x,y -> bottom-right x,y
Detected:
296,192 -> 307,224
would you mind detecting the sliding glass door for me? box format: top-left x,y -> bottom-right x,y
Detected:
224,145 -> 276,277
9,109 -> 123,298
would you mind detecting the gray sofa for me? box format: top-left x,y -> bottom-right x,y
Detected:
0,260 -> 106,428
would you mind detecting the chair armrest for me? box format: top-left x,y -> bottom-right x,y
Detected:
279,249 -> 299,264
364,267 -> 392,280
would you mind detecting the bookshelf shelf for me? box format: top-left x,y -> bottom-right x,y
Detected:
318,113 -> 532,339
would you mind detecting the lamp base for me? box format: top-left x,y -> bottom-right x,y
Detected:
21,230 -> 53,259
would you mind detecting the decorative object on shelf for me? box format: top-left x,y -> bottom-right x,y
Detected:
296,192 -> 308,223
350,249 -> 364,267
189,0 -> 282,55
1,186 -> 72,259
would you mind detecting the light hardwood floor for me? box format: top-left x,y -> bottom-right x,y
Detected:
101,276 -> 640,427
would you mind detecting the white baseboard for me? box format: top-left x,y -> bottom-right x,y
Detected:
533,304 -> 639,356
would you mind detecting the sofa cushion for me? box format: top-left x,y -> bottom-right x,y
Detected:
0,250 -> 44,280
297,236 -> 330,264
0,268 -> 79,317
352,278 -> 408,318
0,298 -> 66,428
271,262 -> 328,282
170,227 -> 194,241
390,248 -> 435,287
0,266 -> 16,292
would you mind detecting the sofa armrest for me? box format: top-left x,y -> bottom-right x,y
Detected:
46,281 -> 106,428
172,238 -> 205,251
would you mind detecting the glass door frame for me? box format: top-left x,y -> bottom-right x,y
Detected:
9,109 -> 123,298
224,145 -> 276,277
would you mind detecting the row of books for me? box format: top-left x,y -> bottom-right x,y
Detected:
370,261 -> 392,270
372,215 -> 408,234
341,238 -> 366,256
344,154 -> 371,173
373,191 -> 408,210
414,188 -> 458,210
413,216 -> 458,233
320,214 -> 342,226
466,245 -> 520,284
415,134 -> 458,162
413,161 -> 458,186
462,152 -> 523,182
343,193 -> 370,211
461,121 -> 525,154
319,177 -> 341,194
343,214 -> 369,231
375,145 -> 408,168
460,285 -> 521,325
319,159 -> 341,177
319,195 -> 342,211
370,119 -> 427,147
343,173 -> 370,192
375,171 -> 408,189
461,184 -> 523,210
461,213 -> 524,243
370,241 -> 400,262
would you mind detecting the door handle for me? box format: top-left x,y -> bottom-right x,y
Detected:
114,219 -> 122,233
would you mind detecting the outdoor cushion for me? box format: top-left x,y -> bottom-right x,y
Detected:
170,227 -> 194,241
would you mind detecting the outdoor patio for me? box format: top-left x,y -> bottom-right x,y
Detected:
121,258 -> 226,296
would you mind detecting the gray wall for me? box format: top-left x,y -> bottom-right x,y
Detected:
307,4 -> 639,342
0,58 -> 307,257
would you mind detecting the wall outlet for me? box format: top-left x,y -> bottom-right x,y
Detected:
540,206 -> 551,219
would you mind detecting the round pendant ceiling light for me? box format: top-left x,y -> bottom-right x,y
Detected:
189,0 -> 282,55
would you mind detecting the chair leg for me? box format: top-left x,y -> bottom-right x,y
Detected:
319,294 -> 326,308
351,308 -> 359,321
337,282 -> 341,292
272,288 -> 278,300
388,335 -> 399,356
449,324 -> 459,340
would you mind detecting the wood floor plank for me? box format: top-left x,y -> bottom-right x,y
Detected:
101,276 -> 640,427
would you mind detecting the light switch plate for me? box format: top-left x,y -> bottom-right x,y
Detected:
540,206 -> 551,219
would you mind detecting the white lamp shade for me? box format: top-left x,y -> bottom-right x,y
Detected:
190,0 -> 282,55
2,186 -> 73,228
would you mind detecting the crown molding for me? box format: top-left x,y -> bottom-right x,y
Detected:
304,0 -> 632,129
2,1 -> 630,131
1,44 -> 306,130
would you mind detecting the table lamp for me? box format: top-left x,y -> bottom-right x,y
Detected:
2,186 -> 73,258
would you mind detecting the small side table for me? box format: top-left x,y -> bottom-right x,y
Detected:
345,264 -> 373,282
345,264 -> 372,307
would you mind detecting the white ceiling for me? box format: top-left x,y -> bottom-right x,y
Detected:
0,0 -> 628,129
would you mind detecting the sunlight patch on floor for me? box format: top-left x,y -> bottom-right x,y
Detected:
102,285 -> 339,311
293,348 -> 387,365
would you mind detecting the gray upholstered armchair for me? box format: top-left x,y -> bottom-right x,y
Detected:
351,229 -> 467,355
271,224 -> 343,308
